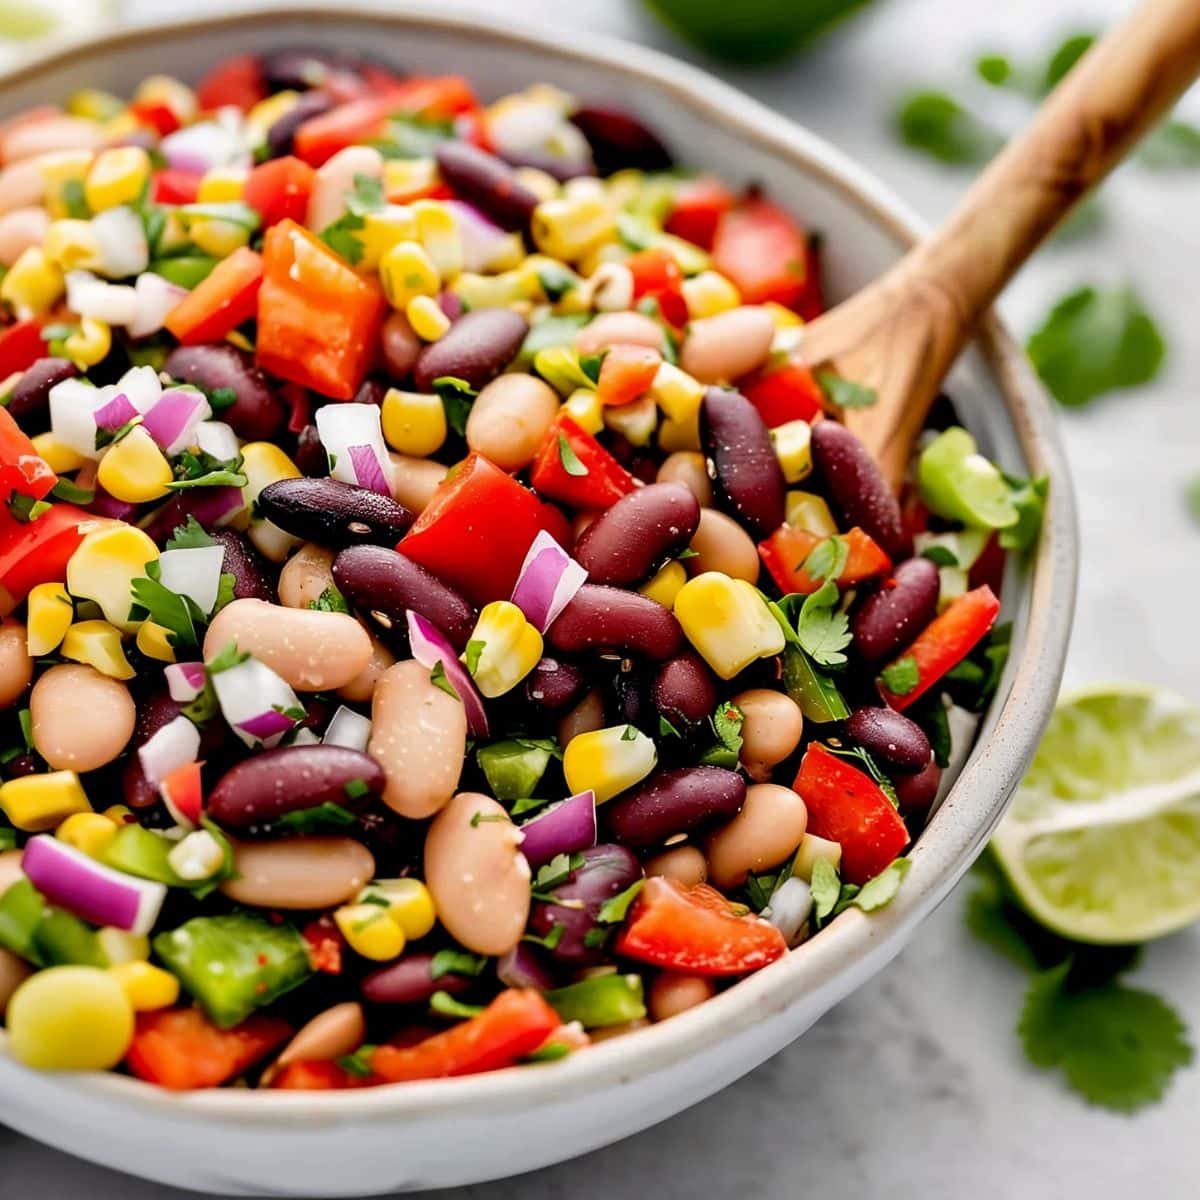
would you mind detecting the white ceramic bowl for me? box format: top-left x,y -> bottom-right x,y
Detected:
0,5 -> 1078,1194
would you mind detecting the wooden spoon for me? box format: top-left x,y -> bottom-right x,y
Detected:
801,0 -> 1200,489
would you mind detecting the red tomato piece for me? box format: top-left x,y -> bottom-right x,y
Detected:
0,406 -> 54,503
0,502 -> 88,616
195,55 -> 267,113
878,585 -> 1001,712
741,361 -> 824,428
387,74 -> 480,120
712,197 -> 810,310
159,761 -> 202,827
273,1060 -> 368,1090
793,743 -> 910,885
758,525 -> 891,595
370,989 -> 559,1084
255,220 -> 385,400
151,168 -> 202,206
242,156 -> 315,230
125,1008 -> 291,1091
164,246 -> 264,347
529,413 -> 637,511
301,916 -> 345,975
596,344 -> 661,407
664,177 -> 735,251
626,247 -> 688,328
0,320 -> 46,379
129,99 -> 181,137
293,96 -> 395,167
615,876 -> 787,976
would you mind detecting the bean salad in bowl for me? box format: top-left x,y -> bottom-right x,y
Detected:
0,48 -> 1041,1092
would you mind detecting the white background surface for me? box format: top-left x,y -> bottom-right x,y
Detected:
3,0 -> 1198,1195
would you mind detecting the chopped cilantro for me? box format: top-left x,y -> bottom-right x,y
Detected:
430,949 -> 488,980
320,211 -> 367,265
523,923 -> 565,952
510,795 -> 553,818
429,991 -> 485,1020
166,448 -> 247,491
532,852 -> 584,894
431,376 -> 477,437
596,879 -> 644,925
60,178 -> 89,219
794,577 -> 852,668
880,656 -> 920,697
815,370 -> 877,410
343,778 -> 370,801
658,715 -> 680,738
337,1045 -> 379,1078
620,724 -> 638,742
1044,32 -> 1095,90
207,386 -> 238,411
464,639 -> 486,675
49,477 -> 94,505
810,858 -> 841,925
165,516 -> 216,551
308,584 -> 350,614
578,352 -> 605,384
921,544 -> 959,567
894,90 -> 1002,164
275,802 -> 356,834
801,534 -> 849,583
523,1040 -> 572,1063
130,561 -> 204,651
429,660 -> 460,701
556,432 -> 589,476
975,53 -> 1012,86
207,641 -> 249,675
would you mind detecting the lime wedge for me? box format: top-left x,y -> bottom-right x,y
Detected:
992,684 -> 1200,944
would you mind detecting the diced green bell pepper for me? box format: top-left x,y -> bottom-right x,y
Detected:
477,740 -> 554,802
102,823 -> 185,886
544,972 -> 646,1029
517,314 -> 589,367
33,906 -> 106,967
149,255 -> 218,289
0,877 -> 45,964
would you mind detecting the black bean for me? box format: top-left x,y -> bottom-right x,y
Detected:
569,105 -> 673,174
574,483 -> 700,587
361,953 -> 473,1005
702,387 -> 786,539
851,557 -> 940,662
265,90 -> 334,158
602,766 -> 745,848
7,357 -> 76,428
163,344 -> 286,441
547,584 -> 683,661
846,707 -> 932,773
412,308 -> 529,393
259,478 -> 414,547
653,650 -> 718,728
894,759 -> 942,812
434,141 -> 540,232
207,529 -> 274,601
524,657 -> 587,713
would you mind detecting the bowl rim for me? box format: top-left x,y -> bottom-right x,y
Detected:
0,0 -> 1077,1124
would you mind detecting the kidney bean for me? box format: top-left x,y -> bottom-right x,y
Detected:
261,48 -> 338,92
607,666 -> 652,729
847,707 -> 932,773
272,1002 -> 365,1076
850,557 -> 940,661
706,783 -> 807,890
734,688 -> 804,781
293,424 -> 327,477
569,105 -> 672,173
221,836 -> 375,909
425,793 -> 530,956
361,952 -> 473,1006
528,844 -> 642,964
380,310 -> 422,382
0,158 -> 46,214
644,844 -> 707,886
702,387 -> 786,539
2,116 -> 104,162
388,452 -> 447,515
603,766 -> 745,849
557,688 -> 605,745
258,477 -> 413,548
525,656 -> 587,713
412,308 -> 529,392
894,759 -> 942,812
163,344 -> 286,442
648,973 -> 715,1022
206,744 -> 384,831
653,650 -> 717,728
656,451 -> 713,507
574,483 -> 700,587
685,508 -> 760,582
574,311 -> 664,358
30,665 -> 134,774
352,377 -> 388,407
434,141 -> 540,232
2,754 -> 37,782
810,420 -> 911,561
332,544 -> 475,650
681,308 -> 775,384
466,373 -> 560,472
6,356 -> 75,427
547,584 -> 683,661
266,90 -> 333,158
0,207 -> 49,269
0,622 -> 31,710
207,528 -> 274,602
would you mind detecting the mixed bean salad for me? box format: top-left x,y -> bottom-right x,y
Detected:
0,51 -> 1039,1090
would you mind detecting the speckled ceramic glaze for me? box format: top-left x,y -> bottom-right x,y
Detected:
0,5 -> 1077,1193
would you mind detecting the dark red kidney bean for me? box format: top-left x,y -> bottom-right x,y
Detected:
259,477 -> 414,547
293,423 -> 327,477
528,845 -> 642,965
574,483 -> 700,587
412,308 -> 529,393
702,387 -> 786,539
569,105 -> 673,174
810,421 -> 911,561
496,150 -> 594,183
2,753 -> 37,781
206,745 -> 384,831
163,344 -> 286,442
547,584 -> 683,661
438,289 -> 463,322
653,650 -> 718,728
7,357 -> 76,427
380,311 -> 422,382
265,89 -> 333,158
207,529 -> 274,601
260,48 -> 336,91
850,557 -> 940,661
602,766 -> 745,848
608,666 -> 651,729
361,953 -> 473,1005
434,141 -> 540,232
332,544 -> 475,650
524,657 -> 586,713
894,759 -> 942,812
846,707 -> 932,773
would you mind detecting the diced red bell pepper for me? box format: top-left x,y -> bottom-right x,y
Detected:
0,320 -> 46,379
0,406 -> 55,503
615,876 -> 787,976
626,247 -> 688,328
529,414 -> 637,511
793,743 -> 909,885
243,156 -> 315,230
596,344 -> 661,407
400,452 -> 550,605
302,916 -> 345,975
256,220 -> 385,400
758,525 -> 891,595
293,96 -> 396,167
664,177 -> 735,251
741,361 -> 824,428
370,989 -> 559,1084
878,585 -> 1001,712
712,197 -> 811,310
164,246 -> 264,347
125,1007 -> 291,1091
388,74 -> 481,120
0,502 -> 89,616
129,99 -> 182,138
159,761 -> 202,827
273,1060 -> 368,1090
195,54 -> 267,113
151,168 -> 202,206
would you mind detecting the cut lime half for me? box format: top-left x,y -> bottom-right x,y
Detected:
992,684 -> 1200,944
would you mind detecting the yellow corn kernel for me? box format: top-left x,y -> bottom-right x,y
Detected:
412,200 -> 463,281
649,361 -> 704,425
640,560 -> 688,610
513,166 -> 560,203
681,270 -> 741,319
674,572 -> 786,681
63,317 -> 112,369
450,269 -> 530,310
196,166 -> 248,204
84,147 -> 151,213
188,216 -> 252,258
382,157 -> 439,200
1,247 -> 64,319
381,387 -> 447,457
0,771 -> 91,832
96,426 -> 172,504
530,194 -> 616,263
356,205 -> 418,271
406,294 -> 451,342
43,219 -> 103,273
60,620 -> 136,681
604,394 -> 657,447
359,878 -> 437,940
136,621 -> 177,663
65,523 -> 159,632
785,491 -> 838,538
57,811 -> 118,857
465,600 -> 543,698
378,240 -> 440,311
102,804 -> 135,827
563,724 -> 657,805
67,88 -> 124,122
563,387 -> 604,435
241,441 -> 302,562
38,150 -> 95,218
772,420 -> 813,484
484,231 -> 527,273
245,90 -> 301,143
30,432 -> 86,475
792,833 -> 842,882
108,961 -> 180,1012
657,409 -> 701,454
133,75 -> 196,125
25,582 -> 74,657
335,903 -> 406,962
763,300 -> 803,329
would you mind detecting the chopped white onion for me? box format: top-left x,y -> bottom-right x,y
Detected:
167,830 -> 225,882
157,544 -> 226,615
65,269 -> 138,325
92,205 -> 149,278
138,715 -> 201,788
194,420 -> 240,461
48,377 -> 105,459
443,200 -> 515,273
142,387 -> 211,456
323,705 -> 372,753
161,119 -> 249,175
114,364 -> 163,414
212,655 -> 306,749
763,877 -> 813,947
316,403 -> 393,493
128,271 -> 189,339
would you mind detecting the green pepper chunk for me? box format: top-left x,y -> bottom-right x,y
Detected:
918,427 -> 1019,530
153,912 -> 313,1029
517,315 -> 589,367
0,877 -> 45,964
477,740 -> 554,802
33,907 -> 107,967
149,255 -> 218,289
102,824 -> 184,886
544,972 -> 646,1029
782,644 -> 850,723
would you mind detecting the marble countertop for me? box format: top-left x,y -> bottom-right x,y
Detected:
4,0 -> 1197,1195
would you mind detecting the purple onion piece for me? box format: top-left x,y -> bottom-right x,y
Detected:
517,790 -> 597,869
510,530 -> 588,633
496,943 -> 556,991
347,443 -> 390,496
94,391 -> 137,430
405,610 -> 489,736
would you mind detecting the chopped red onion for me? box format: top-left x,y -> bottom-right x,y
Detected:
161,120 -> 248,175
93,391 -> 138,432
211,655 -> 306,748
86,482 -> 139,522
323,704 -> 372,753
128,271 -> 189,339
496,943 -> 556,991
141,387 -> 211,456
138,715 -> 202,788
510,530 -> 588,632
164,661 -> 207,702
237,709 -> 297,740
115,365 -> 163,414
157,544 -> 226,614
347,443 -> 390,496
443,200 -> 513,273
405,610 -> 490,736
517,790 -> 596,868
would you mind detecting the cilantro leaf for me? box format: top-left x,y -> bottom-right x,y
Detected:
894,90 -> 1003,164
164,515 -> 216,551
510,795 -> 553,818
167,448 -> 247,491
1043,32 -> 1095,91
802,534 -> 848,583
337,1045 -> 379,1078
921,545 -> 959,567
430,949 -> 488,980
1027,285 -> 1165,408
532,852 -> 584,895
464,639 -> 485,675
999,474 -> 1049,552
700,702 -> 745,766
275,802 -> 356,834
308,583 -> 350,614
557,432 -> 589,476
843,858 -> 910,912
60,178 -> 89,220
1139,119 -> 1200,168
320,212 -> 366,265
658,714 -> 680,738
597,879 -> 644,925
130,564 -> 203,651
431,376 -> 477,437
794,577 -> 852,668
346,172 -> 386,216
208,386 -> 237,411
815,370 -> 877,410
523,923 -> 565,951
429,660 -> 460,701
975,53 -> 1012,87
810,858 -> 841,925
880,655 -> 920,697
